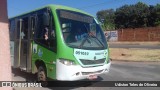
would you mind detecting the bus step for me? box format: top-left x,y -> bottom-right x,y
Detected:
20,67 -> 27,71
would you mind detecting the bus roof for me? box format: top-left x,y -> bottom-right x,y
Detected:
9,4 -> 93,19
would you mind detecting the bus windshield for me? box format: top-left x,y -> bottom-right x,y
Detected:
57,10 -> 107,50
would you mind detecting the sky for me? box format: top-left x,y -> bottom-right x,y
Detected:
8,0 -> 160,18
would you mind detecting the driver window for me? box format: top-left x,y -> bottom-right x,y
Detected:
35,9 -> 56,51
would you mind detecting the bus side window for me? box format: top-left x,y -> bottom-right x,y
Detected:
36,14 -> 43,39
48,13 -> 56,52
31,16 -> 36,39
16,20 -> 21,39
22,17 -> 28,40
35,10 -> 57,52
9,19 -> 15,40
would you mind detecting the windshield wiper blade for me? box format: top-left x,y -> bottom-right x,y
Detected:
89,33 -> 105,48
78,24 -> 105,49
78,34 -> 90,48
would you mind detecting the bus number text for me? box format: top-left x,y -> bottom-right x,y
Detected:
75,51 -> 89,55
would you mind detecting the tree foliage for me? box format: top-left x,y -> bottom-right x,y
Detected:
96,2 -> 160,30
154,4 -> 160,26
97,9 -> 115,30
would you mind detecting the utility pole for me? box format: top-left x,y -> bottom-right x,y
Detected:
0,0 -> 12,90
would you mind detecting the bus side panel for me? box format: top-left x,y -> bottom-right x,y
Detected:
31,42 -> 57,79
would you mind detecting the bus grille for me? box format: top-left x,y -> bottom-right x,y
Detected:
82,70 -> 103,75
80,58 -> 106,65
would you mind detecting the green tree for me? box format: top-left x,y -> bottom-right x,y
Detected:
115,2 -> 150,28
97,2 -> 159,29
154,4 -> 160,26
97,9 -> 115,30
134,2 -> 150,27
115,4 -> 131,28
148,5 -> 157,27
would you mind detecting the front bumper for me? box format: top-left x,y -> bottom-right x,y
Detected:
56,59 -> 111,81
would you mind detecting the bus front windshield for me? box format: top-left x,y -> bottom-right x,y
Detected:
57,10 -> 107,50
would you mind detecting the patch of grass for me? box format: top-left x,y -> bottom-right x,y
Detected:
110,48 -> 160,62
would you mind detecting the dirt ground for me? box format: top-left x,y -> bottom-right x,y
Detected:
110,48 -> 160,62
108,41 -> 160,45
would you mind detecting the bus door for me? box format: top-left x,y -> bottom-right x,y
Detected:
15,17 -> 30,71
27,15 -> 37,72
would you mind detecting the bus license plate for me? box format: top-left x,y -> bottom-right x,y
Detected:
88,75 -> 97,80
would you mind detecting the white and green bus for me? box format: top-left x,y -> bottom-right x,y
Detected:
9,5 -> 111,81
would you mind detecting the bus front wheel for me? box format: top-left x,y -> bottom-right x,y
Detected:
37,66 -> 47,81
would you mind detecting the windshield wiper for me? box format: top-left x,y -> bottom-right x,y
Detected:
78,33 -> 90,48
90,33 -> 105,48
78,24 -> 105,49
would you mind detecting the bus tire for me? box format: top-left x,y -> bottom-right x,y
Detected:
37,66 -> 46,81
37,66 -> 48,86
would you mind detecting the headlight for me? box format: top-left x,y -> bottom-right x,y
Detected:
59,59 -> 75,66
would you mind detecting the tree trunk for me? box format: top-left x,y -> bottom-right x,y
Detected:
0,0 -> 12,90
